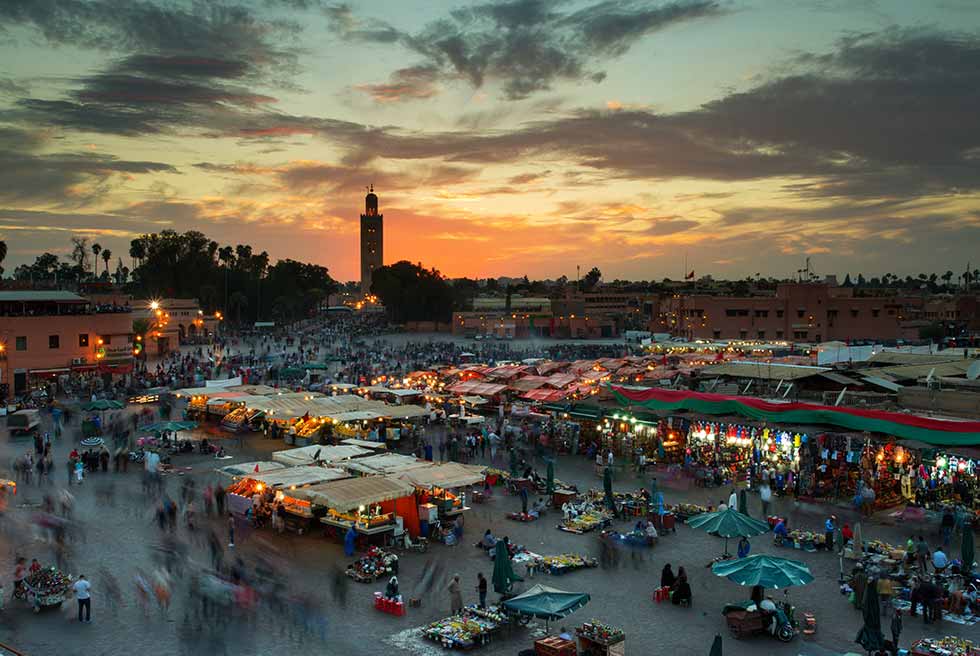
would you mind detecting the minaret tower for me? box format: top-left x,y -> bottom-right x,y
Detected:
359,185 -> 383,296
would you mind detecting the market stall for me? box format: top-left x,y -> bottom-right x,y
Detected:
395,463 -> 485,520
225,465 -> 349,531
299,475 -> 419,543
215,461 -> 286,481
271,444 -> 370,467
19,566 -> 73,611
576,620 -> 625,656
346,546 -> 399,583
424,604 -> 507,650
910,637 -> 979,656
342,453 -> 432,477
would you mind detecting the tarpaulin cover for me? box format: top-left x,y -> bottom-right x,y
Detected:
610,386 -> 980,446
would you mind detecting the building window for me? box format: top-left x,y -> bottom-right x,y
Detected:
739,329 -> 748,338
872,309 -> 880,318
776,310 -> 784,318
725,309 -> 738,317
79,334 -> 89,347
754,310 -> 769,318
15,336 -> 27,351
793,330 -> 808,339
796,309 -> 805,318
850,309 -> 859,318
827,310 -> 838,319
49,335 -> 60,349
757,331 -> 766,339
713,330 -> 721,339
776,330 -> 784,339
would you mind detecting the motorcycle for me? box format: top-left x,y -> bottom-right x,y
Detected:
723,599 -> 797,642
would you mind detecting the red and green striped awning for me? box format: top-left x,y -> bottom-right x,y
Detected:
609,386 -> 980,446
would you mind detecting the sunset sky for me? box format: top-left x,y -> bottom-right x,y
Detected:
2,0 -> 980,282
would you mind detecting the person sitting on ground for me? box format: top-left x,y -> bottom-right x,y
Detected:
480,529 -> 497,550
773,518 -> 789,543
660,563 -> 675,589
717,499 -> 728,512
737,536 -> 751,558
645,521 -> 658,544
671,571 -> 692,606
384,575 -> 400,601
933,546 -> 949,573
841,523 -> 854,543
529,498 -> 547,518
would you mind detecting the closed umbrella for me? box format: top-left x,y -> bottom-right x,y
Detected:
140,421 -> 199,435
712,554 -> 814,589
855,577 -> 885,652
603,467 -> 614,511
739,489 -> 749,516
709,634 -> 722,656
546,460 -> 555,495
492,541 -> 522,595
853,522 -> 864,555
962,521 -> 975,573
687,508 -> 771,557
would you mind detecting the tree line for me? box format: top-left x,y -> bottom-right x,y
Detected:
11,232 -> 338,325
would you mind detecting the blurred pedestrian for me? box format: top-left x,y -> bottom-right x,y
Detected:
73,574 -> 91,623
449,574 -> 462,614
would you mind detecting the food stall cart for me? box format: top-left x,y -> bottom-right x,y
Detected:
395,462 -> 485,520
19,566 -> 73,612
301,475 -> 418,546
225,465 -> 350,532
576,621 -> 626,656
557,510 -> 612,534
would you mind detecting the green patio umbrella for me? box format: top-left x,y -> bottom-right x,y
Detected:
687,508 -> 771,557
709,635 -> 722,656
711,554 -> 814,589
502,584 -> 590,631
492,541 -> 523,595
82,399 -> 125,411
546,460 -> 555,495
140,420 -> 199,435
603,466 -> 614,511
738,489 -> 749,516
855,577 -> 885,652
962,522 -> 975,573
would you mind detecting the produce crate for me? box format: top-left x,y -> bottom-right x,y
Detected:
535,636 -> 576,656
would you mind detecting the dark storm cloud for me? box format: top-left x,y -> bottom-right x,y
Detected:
329,0 -> 724,99
0,0 -> 298,70
0,125 -> 176,205
322,28 -> 980,201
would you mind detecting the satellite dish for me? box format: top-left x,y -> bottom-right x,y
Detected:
968,360 -> 980,381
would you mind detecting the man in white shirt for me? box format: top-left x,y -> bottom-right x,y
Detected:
728,489 -> 738,512
74,574 -> 92,623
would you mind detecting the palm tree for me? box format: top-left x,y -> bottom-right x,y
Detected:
199,284 -> 218,312
101,249 -> 112,279
129,238 -> 146,270
92,243 -> 102,277
942,270 -> 954,289
0,239 -> 6,277
228,291 -> 248,325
